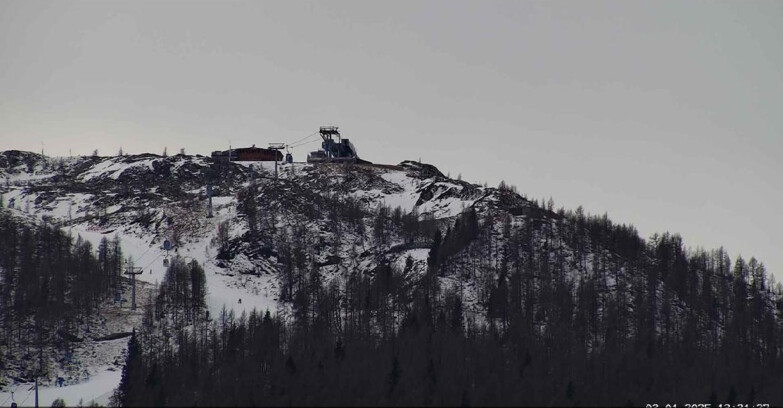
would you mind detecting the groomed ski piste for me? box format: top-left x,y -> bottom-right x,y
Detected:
0,362 -> 121,407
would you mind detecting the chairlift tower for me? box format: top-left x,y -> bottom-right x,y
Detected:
124,267 -> 144,310
203,167 -> 217,219
206,184 -> 214,218
268,143 -> 285,179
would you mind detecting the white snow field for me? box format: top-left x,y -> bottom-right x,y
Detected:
0,368 -> 121,407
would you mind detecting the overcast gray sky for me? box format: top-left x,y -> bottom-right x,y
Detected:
1,0 -> 782,280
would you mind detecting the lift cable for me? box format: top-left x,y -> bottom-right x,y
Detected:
288,138 -> 320,149
142,252 -> 164,270
287,131 -> 319,146
134,241 -> 155,263
288,137 -> 319,149
19,387 -> 34,406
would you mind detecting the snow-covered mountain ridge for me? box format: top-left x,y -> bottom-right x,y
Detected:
3,149 -> 782,405
0,150 -> 541,317
4,149 -> 778,329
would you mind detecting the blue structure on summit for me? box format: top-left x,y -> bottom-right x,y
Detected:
306,126 -> 361,164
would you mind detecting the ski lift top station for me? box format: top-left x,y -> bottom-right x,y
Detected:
210,126 -> 367,165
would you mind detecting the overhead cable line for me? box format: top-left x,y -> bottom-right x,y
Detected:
19,387 -> 34,406
287,131 -> 319,146
142,252 -> 164,270
135,241 -> 154,262
288,138 -> 320,149
288,136 -> 320,149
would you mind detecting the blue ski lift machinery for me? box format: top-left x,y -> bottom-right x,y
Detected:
306,126 -> 361,164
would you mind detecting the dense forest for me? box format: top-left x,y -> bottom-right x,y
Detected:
0,208 -> 124,381
118,196 -> 783,406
